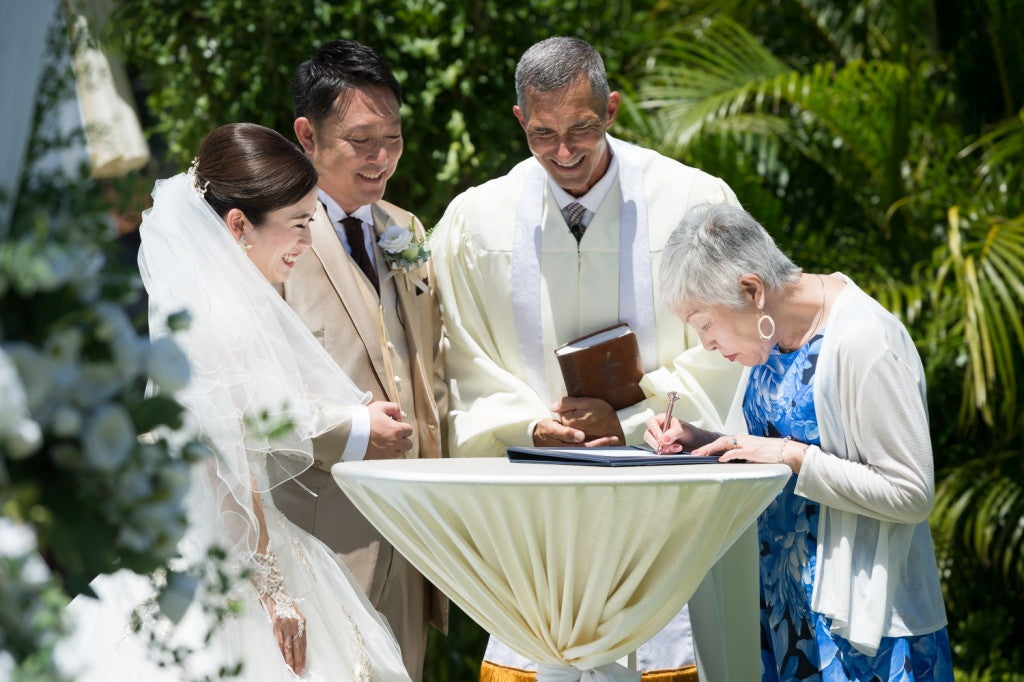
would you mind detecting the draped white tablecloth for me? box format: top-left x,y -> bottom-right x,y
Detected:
333,458 -> 789,680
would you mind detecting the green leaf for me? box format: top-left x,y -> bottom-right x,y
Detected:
129,394 -> 186,433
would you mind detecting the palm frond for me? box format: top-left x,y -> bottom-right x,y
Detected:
792,0 -> 871,62
932,209 -> 1024,429
634,18 -> 791,149
861,261 -> 928,326
959,108 -> 1024,213
789,61 -> 907,187
633,18 -> 908,229
932,448 -> 1024,585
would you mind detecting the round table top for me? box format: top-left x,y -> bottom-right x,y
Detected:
335,455 -> 790,486
333,456 -> 790,678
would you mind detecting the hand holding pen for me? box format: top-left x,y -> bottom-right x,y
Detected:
655,391 -> 679,455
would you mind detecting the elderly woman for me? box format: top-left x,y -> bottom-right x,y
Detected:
646,204 -> 953,681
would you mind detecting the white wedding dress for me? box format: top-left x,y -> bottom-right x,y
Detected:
57,174 -> 411,681
60,504 -> 410,681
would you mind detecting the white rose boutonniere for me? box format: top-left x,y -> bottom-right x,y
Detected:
378,218 -> 430,272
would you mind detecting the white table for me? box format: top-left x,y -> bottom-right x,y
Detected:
333,458 -> 789,681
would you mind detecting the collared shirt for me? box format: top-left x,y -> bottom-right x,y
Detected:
315,188 -> 374,462
547,150 -> 619,228
318,189 -> 378,276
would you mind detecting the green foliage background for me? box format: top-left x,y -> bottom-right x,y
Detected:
69,0 -> 1024,679
107,0 -> 717,224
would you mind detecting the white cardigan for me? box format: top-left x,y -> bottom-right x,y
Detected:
724,274 -> 947,655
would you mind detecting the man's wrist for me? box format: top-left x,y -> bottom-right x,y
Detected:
340,405 -> 370,462
529,418 -> 545,444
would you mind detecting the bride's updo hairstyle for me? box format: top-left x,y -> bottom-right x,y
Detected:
191,122 -> 318,226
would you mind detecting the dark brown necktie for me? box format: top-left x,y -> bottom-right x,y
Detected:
563,201 -> 587,243
341,216 -> 379,296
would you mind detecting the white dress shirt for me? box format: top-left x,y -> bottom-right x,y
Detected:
315,189 -> 374,460
548,152 -> 619,229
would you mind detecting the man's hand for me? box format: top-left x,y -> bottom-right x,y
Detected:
533,418 -> 619,447
365,401 -> 413,459
552,396 -> 625,444
532,418 -> 586,447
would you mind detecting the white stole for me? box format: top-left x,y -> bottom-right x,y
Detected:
511,136 -> 656,400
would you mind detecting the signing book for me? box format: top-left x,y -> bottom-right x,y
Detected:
507,445 -> 723,467
555,323 -> 645,410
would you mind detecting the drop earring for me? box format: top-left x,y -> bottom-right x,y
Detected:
238,235 -> 252,252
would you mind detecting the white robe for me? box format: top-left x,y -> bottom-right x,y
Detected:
432,138 -> 743,456
431,137 -> 758,680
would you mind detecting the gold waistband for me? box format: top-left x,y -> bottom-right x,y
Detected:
478,661 -> 699,682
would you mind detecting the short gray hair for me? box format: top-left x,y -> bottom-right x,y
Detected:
515,37 -> 610,118
661,204 -> 801,311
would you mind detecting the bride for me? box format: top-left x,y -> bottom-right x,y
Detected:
59,123 -> 412,681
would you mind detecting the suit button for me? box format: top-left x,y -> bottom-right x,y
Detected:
314,459 -> 325,468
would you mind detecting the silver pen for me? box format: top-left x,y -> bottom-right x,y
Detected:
656,391 -> 679,455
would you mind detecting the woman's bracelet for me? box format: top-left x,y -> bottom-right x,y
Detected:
778,436 -> 810,470
777,436 -> 793,465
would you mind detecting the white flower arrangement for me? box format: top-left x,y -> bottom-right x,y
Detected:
0,516 -> 65,675
82,404 -> 136,471
0,350 -> 42,459
0,225 -> 211,676
377,218 -> 430,272
146,335 -> 191,393
0,27 -> 237,678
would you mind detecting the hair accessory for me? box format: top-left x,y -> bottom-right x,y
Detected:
186,156 -> 211,198
757,312 -> 776,340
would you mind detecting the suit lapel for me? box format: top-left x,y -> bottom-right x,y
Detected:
370,204 -> 442,453
369,203 -> 391,276
371,203 -> 415,338
310,203 -> 392,398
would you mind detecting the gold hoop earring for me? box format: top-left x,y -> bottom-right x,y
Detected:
757,312 -> 775,340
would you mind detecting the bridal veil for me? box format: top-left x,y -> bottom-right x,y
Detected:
138,172 -> 370,563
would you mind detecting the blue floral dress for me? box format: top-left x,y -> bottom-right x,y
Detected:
743,332 -> 953,682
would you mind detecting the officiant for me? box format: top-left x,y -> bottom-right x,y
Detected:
430,37 -> 754,681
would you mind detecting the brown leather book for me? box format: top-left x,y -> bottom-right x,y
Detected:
554,323 -> 646,410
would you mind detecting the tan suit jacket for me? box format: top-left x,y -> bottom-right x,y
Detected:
273,199 -> 448,671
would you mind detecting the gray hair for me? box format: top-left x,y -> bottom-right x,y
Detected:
661,204 -> 801,311
514,37 -> 610,118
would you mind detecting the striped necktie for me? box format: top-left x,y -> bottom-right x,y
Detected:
563,201 -> 588,243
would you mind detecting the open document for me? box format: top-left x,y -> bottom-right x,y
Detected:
506,445 -> 726,467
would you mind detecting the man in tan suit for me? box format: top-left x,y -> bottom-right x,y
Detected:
272,39 -> 447,681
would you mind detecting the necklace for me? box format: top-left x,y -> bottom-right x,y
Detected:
807,273 -> 826,339
779,274 -> 826,353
